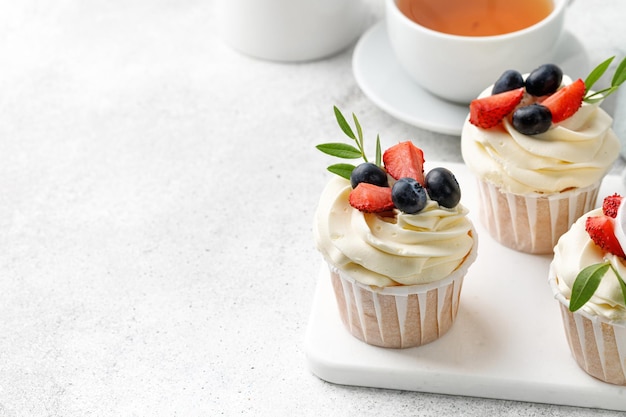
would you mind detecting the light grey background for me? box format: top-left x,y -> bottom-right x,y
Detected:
0,1 -> 624,415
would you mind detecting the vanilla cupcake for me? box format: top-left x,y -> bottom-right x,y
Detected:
461,59 -> 622,254
549,194 -> 626,385
314,108 -> 477,348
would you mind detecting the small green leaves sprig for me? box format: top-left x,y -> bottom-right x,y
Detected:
583,56 -> 626,103
316,106 -> 382,180
569,261 -> 626,312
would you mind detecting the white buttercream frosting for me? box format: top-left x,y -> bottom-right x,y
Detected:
314,176 -> 475,287
461,77 -> 620,195
551,208 -> 626,322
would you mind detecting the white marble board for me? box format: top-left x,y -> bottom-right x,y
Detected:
305,162 -> 626,412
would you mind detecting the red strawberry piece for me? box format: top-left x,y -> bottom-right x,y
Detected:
602,193 -> 623,218
348,183 -> 394,213
585,215 -> 626,257
541,78 -> 585,123
469,87 -> 524,129
382,141 -> 425,184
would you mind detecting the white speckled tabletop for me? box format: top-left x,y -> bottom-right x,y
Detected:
1,1 -> 625,416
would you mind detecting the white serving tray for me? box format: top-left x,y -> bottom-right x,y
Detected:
305,162 -> 626,412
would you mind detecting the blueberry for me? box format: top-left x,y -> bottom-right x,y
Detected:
512,104 -> 552,135
425,167 -> 461,209
525,64 -> 563,96
492,70 -> 524,95
350,162 -> 389,189
391,178 -> 427,214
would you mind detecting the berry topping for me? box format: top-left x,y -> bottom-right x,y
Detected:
469,57 -> 626,135
585,215 -> 626,258
602,194 -> 623,218
319,107 -> 464,214
425,167 -> 461,209
348,183 -> 394,213
383,141 -> 425,184
525,63 -> 563,96
391,178 -> 428,214
492,70 -> 525,95
512,103 -> 552,135
540,78 -> 585,123
350,162 -> 389,189
613,194 -> 626,254
469,87 -> 524,129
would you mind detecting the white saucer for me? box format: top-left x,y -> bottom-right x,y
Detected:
352,22 -> 590,136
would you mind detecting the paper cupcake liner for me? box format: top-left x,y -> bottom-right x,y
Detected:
549,272 -> 626,385
476,179 -> 600,254
327,234 -> 477,349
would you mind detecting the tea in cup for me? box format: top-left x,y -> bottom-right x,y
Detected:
386,0 -> 569,103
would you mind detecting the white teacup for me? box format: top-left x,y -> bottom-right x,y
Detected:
386,0 -> 569,103
216,0 -> 368,62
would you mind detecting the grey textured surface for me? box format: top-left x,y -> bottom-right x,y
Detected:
0,1 -> 625,416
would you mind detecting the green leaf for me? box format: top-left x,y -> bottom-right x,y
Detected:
375,135 -> 382,167
327,163 -> 355,180
611,56 -> 626,87
352,113 -> 367,162
569,262 -> 610,312
611,265 -> 626,308
584,97 -> 605,104
584,56 -> 614,93
584,90 -> 613,103
353,113 -> 363,143
333,106 -> 356,140
316,143 -> 362,159
320,106 -> 383,179
583,56 -> 626,102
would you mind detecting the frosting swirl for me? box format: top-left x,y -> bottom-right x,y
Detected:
461,78 -> 620,195
551,208 -> 626,322
314,176 -> 475,287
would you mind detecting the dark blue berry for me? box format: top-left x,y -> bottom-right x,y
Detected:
512,104 -> 552,135
350,162 -> 389,189
391,178 -> 427,214
492,70 -> 524,95
525,64 -> 563,96
425,167 -> 461,209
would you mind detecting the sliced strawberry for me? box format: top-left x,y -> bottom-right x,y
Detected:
602,194 -> 623,218
585,215 -> 626,257
382,141 -> 425,184
349,183 -> 394,213
541,78 -> 585,123
469,87 -> 524,129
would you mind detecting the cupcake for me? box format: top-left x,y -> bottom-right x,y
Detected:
461,58 -> 623,254
549,194 -> 626,385
314,107 -> 477,348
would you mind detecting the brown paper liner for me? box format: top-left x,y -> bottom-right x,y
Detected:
476,179 -> 599,254
327,237 -> 477,349
549,274 -> 626,385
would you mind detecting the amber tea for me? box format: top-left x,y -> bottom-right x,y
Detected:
397,0 -> 554,37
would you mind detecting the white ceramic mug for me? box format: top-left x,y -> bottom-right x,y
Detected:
216,0 -> 368,62
386,0 -> 569,103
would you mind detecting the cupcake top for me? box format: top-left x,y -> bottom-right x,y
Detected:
551,194 -> 626,323
314,176 -> 474,287
461,59 -> 623,195
314,107 -> 476,287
